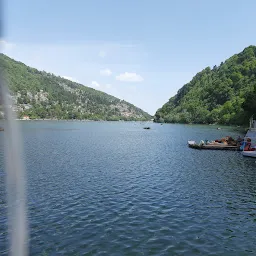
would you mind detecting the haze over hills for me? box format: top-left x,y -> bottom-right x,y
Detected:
0,54 -> 152,121
154,45 -> 256,125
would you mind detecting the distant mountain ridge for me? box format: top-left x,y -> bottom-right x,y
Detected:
0,53 -> 152,121
154,45 -> 256,125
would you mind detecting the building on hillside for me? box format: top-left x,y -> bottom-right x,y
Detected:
22,115 -> 30,120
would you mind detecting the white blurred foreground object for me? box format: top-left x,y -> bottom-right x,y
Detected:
0,61 -> 29,255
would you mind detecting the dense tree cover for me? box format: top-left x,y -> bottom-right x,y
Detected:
0,54 -> 151,121
154,46 -> 256,125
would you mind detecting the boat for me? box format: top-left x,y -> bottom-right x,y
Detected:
143,127 -> 151,130
0,127 -> 4,131
241,115 -> 256,158
242,151 -> 256,158
188,140 -> 240,151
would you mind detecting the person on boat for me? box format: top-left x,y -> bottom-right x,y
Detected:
213,137 -> 227,144
226,136 -> 237,146
215,136 -> 230,144
236,136 -> 243,145
220,138 -> 228,145
240,141 -> 247,151
243,138 -> 256,151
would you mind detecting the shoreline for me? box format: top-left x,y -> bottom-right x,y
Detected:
15,119 -> 153,122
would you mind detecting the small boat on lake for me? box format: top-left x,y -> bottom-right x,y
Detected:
241,115 -> 256,158
188,140 -> 240,151
143,127 -> 151,130
242,151 -> 256,158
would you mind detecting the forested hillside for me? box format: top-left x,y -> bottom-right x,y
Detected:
154,45 -> 256,125
0,54 -> 152,121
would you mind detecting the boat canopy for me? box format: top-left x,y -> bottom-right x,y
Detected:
244,129 -> 256,139
245,115 -> 256,138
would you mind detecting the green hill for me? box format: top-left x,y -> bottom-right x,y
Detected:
0,53 -> 152,121
154,45 -> 256,125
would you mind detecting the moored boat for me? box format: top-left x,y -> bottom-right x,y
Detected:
241,115 -> 256,158
188,140 -> 240,151
242,151 -> 256,158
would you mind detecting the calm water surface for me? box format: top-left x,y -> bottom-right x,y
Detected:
0,121 -> 256,255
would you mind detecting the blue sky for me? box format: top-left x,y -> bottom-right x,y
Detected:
1,0 -> 256,115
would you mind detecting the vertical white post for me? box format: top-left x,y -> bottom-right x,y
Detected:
0,78 -> 29,256
0,1 -> 29,254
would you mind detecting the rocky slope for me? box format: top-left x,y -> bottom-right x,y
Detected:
0,54 -> 152,121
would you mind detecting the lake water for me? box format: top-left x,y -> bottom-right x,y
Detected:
0,121 -> 256,255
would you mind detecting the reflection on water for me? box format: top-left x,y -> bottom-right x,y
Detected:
0,122 -> 256,255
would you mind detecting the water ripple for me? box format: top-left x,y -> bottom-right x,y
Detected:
0,122 -> 256,255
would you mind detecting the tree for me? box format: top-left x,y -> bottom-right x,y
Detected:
242,85 -> 256,117
0,53 -> 152,121
154,45 -> 256,125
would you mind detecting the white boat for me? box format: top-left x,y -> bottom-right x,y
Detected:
241,115 -> 256,158
242,151 -> 256,158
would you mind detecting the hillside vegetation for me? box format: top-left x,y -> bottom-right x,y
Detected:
154,45 -> 256,125
0,54 -> 151,121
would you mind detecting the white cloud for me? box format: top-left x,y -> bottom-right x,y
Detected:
90,81 -> 100,88
0,40 -> 16,51
98,50 -> 106,58
116,72 -> 144,82
100,68 -> 112,76
62,76 -> 80,83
